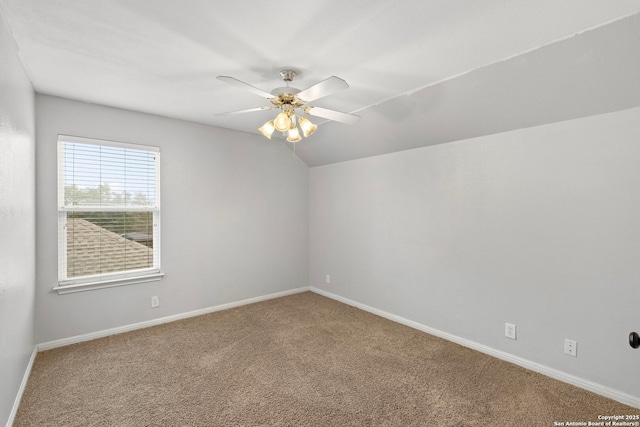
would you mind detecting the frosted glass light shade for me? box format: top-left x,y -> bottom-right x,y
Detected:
258,120 -> 275,139
298,116 -> 317,137
287,126 -> 302,142
274,111 -> 291,132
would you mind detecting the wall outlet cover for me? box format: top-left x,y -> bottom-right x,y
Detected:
564,339 -> 577,357
505,322 -> 516,340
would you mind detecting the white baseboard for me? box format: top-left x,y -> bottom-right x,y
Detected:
310,286 -> 640,410
38,286 -> 310,351
6,346 -> 37,427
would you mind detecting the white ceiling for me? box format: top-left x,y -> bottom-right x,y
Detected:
1,0 -> 639,166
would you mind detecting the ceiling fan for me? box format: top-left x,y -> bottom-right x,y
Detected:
216,69 -> 360,142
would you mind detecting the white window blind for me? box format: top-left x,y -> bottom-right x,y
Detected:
56,135 -> 162,293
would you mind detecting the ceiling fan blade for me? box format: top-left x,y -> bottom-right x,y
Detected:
306,106 -> 360,125
215,106 -> 276,116
297,76 -> 349,102
217,76 -> 275,99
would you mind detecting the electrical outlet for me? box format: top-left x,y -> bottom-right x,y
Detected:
151,296 -> 160,308
564,339 -> 577,357
325,274 -> 331,284
505,322 -> 516,340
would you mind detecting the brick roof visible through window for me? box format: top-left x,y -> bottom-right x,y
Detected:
67,218 -> 153,278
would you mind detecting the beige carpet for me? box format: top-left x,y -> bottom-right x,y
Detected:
15,292 -> 637,426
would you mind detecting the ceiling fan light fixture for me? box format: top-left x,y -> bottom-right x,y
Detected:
217,70 -> 360,143
298,116 -> 317,137
287,125 -> 302,143
258,120 -> 275,139
274,110 -> 292,132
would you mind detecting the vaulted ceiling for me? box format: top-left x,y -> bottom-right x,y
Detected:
1,1 -> 639,166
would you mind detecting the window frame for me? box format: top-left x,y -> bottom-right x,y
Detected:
54,135 -> 163,294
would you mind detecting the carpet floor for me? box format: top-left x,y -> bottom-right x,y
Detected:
15,291 -> 637,426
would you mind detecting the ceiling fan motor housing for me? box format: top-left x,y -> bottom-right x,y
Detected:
270,87 -> 301,96
270,89 -> 305,108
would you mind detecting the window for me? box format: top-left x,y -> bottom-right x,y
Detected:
54,135 -> 162,294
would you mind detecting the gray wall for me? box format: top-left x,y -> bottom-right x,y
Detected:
0,15 -> 36,427
310,107 -> 640,399
35,94 -> 309,343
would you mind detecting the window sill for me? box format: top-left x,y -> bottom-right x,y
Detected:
53,272 -> 165,295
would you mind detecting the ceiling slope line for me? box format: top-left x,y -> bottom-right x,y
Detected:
0,4 -> 36,87
351,9 -> 640,115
